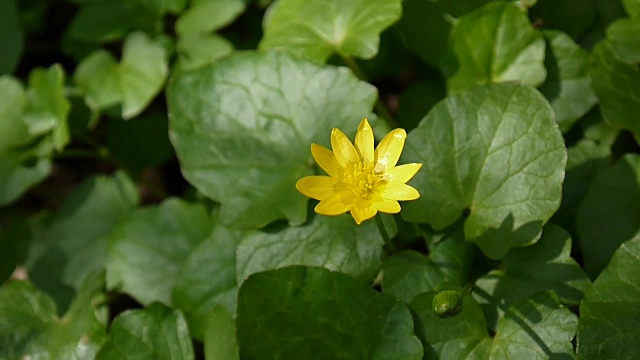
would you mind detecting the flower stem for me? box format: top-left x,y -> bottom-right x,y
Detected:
375,215 -> 397,253
340,55 -> 399,129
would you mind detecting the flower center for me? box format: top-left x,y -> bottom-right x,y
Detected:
339,161 -> 385,198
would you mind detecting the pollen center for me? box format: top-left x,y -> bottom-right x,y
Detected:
340,161 -> 385,198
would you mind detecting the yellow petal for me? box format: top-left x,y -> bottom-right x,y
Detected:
382,183 -> 420,201
350,205 -> 378,225
311,143 -> 339,178
384,163 -> 422,184
296,176 -> 338,200
315,193 -> 351,215
331,128 -> 359,167
355,118 -> 374,165
375,199 -> 401,214
374,129 -> 407,172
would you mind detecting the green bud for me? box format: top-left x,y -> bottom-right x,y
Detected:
432,290 -> 463,318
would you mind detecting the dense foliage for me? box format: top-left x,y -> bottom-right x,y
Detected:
1,0 -> 639,359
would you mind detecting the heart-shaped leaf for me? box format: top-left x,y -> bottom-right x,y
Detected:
259,0 -> 402,63
445,2 -> 546,93
402,82 -> 566,259
167,51 -> 377,228
236,266 -> 423,360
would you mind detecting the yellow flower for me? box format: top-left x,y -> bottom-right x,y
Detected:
296,118 -> 422,224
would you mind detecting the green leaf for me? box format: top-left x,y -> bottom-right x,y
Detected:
528,0 -> 597,39
172,220 -> 243,340
24,65 -> 71,152
445,2 -> 546,93
74,32 -> 168,119
538,30 -> 598,133
397,0 -> 493,68
176,0 -> 247,34
0,0 -> 23,75
590,41 -> 640,137
606,18 -> 640,63
412,291 -> 578,359
576,154 -> 640,278
236,212 -> 385,284
106,198 -> 213,305
204,306 -> 240,360
167,51 -> 377,228
0,272 -> 107,359
623,0 -> 640,18
95,302 -> 194,360
27,172 -> 138,310
552,139 -> 611,234
175,33 -> 234,71
259,0 -> 402,63
577,235 -> 640,360
382,227 -> 476,303
236,266 -> 423,360
402,82 -> 567,259
473,224 -> 591,330
106,113 -> 174,169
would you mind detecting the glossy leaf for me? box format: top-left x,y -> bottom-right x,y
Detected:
397,0 -> 493,67
176,0 -> 247,34
606,18 -> 640,63
259,0 -> 402,63
95,302 -> 194,360
382,227 -> 476,303
576,154 -> 640,278
473,224 -> 591,329
106,198 -> 213,305
236,266 -> 423,360
237,211 -> 385,283
74,32 -> 168,119
538,30 -> 598,132
412,291 -> 578,359
590,41 -> 640,137
402,82 -> 567,259
167,51 -> 377,228
445,2 -> 546,93
0,272 -> 107,359
172,222 -> 242,340
577,235 -> 640,359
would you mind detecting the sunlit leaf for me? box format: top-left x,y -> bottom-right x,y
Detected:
259,0 -> 402,63
167,51 -> 377,228
402,82 -> 566,259
445,2 -> 546,93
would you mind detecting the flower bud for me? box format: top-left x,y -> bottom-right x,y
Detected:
432,290 -> 463,318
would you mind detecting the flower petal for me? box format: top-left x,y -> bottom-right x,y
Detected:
331,128 -> 360,167
385,163 -> 422,184
355,118 -> 374,165
375,199 -> 401,214
315,193 -> 351,215
296,176 -> 338,200
374,129 -> 407,172
311,143 -> 339,178
382,183 -> 420,201
350,205 -> 378,225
